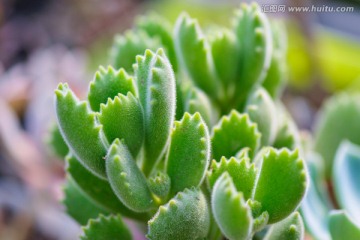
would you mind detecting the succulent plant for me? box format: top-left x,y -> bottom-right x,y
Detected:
52,3 -> 309,240
301,93 -> 360,240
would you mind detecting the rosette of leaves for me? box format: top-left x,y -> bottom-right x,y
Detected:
301,93 -> 360,240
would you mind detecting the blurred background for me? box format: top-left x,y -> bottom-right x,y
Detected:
0,0 -> 359,239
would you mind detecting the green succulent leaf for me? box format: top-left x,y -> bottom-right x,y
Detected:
253,148 -> 307,223
314,93 -> 360,175
55,83 -> 107,179
166,112 -> 210,195
332,141 -> 360,223
207,157 -> 257,200
233,3 -> 272,107
136,13 -> 177,71
135,48 -> 176,175
174,13 -> 222,100
148,171 -> 171,198
212,172 -> 253,240
106,139 -> 155,212
147,188 -> 210,240
81,214 -> 132,240
245,87 -> 277,146
62,176 -> 108,225
262,21 -> 287,99
88,66 -> 137,112
110,30 -> 160,72
66,154 -> 146,220
98,93 -> 144,157
47,124 -> 69,158
211,110 -> 260,161
251,209 -> 269,233
264,212 -> 304,240
328,210 -> 360,240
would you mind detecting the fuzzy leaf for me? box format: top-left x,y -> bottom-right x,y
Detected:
233,3 -> 272,107
135,49 -> 176,175
246,87 -> 277,146
81,214 -> 132,240
253,148 -> 307,223
110,30 -> 159,72
136,13 -> 177,71
211,110 -> 260,161
47,124 -> 69,158
328,210 -> 360,240
55,83 -> 107,179
66,154 -> 146,220
207,157 -> 257,200
212,173 -> 253,240
211,29 -> 238,95
264,212 -> 304,240
147,188 -> 210,240
98,93 -> 144,157
148,171 -> 171,198
314,93 -> 360,175
332,141 -> 360,223
166,112 -> 210,195
174,13 -> 222,99
262,21 -> 287,99
63,176 -> 108,225
88,66 -> 136,112
106,139 -> 154,212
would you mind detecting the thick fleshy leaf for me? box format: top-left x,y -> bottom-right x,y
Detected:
81,214 -> 132,240
233,3 -> 272,107
207,157 -> 257,200
245,87 -> 277,146
262,21 -> 287,99
136,13 -> 177,71
300,152 -> 331,240
62,176 -> 108,225
106,139 -> 154,212
47,124 -> 69,158
88,66 -> 136,112
135,48 -> 176,175
211,110 -> 260,161
147,188 -> 210,240
210,29 -> 238,96
66,154 -> 146,221
55,83 -> 107,179
166,112 -> 210,195
174,13 -> 222,100
333,141 -> 360,223
314,93 -> 360,175
148,171 -> 171,198
212,173 -> 253,240
98,93 -> 144,157
110,30 -> 159,72
264,212 -> 304,240
328,210 -> 360,240
253,148 -> 307,223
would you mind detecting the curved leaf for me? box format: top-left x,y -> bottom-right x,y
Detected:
135,48 -> 176,175
88,66 -> 136,112
207,157 -> 257,200
106,139 -> 154,212
147,188 -> 209,240
328,210 -> 360,240
253,148 -> 307,223
81,214 -> 132,240
212,172 -> 253,240
98,92 -> 144,157
264,212 -> 304,240
166,112 -> 210,195
211,110 -> 260,161
148,171 -> 171,198
55,83 -> 107,179
333,141 -> 360,223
